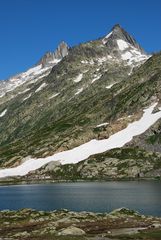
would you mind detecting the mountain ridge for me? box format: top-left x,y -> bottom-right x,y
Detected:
0,41 -> 69,100
0,24 -> 160,180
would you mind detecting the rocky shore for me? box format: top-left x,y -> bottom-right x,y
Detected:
0,208 -> 161,239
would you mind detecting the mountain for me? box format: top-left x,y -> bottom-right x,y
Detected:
102,24 -> 148,64
0,24 -> 161,180
0,41 -> 69,100
38,41 -> 69,67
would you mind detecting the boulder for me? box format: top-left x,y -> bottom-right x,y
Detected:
58,226 -> 85,236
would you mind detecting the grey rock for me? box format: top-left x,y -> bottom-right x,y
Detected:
38,41 -> 69,67
58,226 -> 86,236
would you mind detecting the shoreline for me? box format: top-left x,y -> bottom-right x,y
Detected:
0,207 -> 161,239
0,177 -> 160,186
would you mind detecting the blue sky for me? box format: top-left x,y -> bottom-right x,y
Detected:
0,0 -> 161,80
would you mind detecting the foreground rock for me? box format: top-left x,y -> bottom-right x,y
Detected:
0,208 -> 161,239
58,226 -> 85,236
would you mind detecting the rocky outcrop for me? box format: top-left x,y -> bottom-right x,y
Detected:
103,24 -> 145,53
58,226 -> 85,236
102,24 -> 148,64
0,208 -> 161,239
38,41 -> 69,67
53,41 -> 69,59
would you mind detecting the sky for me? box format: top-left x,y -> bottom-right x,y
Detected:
0,0 -> 161,80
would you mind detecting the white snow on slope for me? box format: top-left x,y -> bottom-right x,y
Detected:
49,93 -> 60,99
19,88 -> 30,94
75,88 -> 83,95
91,74 -> 102,83
48,59 -> 61,65
35,83 -> 47,93
116,39 -> 149,66
121,48 -> 149,65
27,72 -> 50,85
0,109 -> 7,117
0,103 -> 161,178
81,60 -> 88,64
0,55 -> 62,100
121,52 -> 133,60
96,122 -> 109,128
74,74 -> 83,83
106,83 -> 116,89
23,93 -> 32,101
102,31 -> 113,44
117,39 -> 129,51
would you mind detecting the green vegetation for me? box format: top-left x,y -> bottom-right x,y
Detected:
0,38 -> 161,177
0,208 -> 161,240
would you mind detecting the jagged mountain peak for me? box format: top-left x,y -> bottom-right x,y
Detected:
102,24 -> 148,65
0,41 -> 69,99
38,41 -> 69,67
53,41 -> 69,59
112,23 -> 122,30
103,24 -> 145,54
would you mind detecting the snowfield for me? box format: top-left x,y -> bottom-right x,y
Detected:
102,31 -> 113,44
117,39 -> 129,51
0,103 -> 161,178
74,74 -> 83,83
0,109 -> 7,118
49,93 -> 60,99
106,83 -> 116,89
35,82 -> 47,93
96,122 -> 109,128
75,88 -> 83,95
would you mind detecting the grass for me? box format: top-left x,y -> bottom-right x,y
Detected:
115,230 -> 161,240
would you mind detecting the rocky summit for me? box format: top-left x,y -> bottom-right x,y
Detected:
0,24 -> 161,180
38,41 -> 69,67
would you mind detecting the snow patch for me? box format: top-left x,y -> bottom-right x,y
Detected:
119,43 -> 150,66
19,88 -> 30,94
81,60 -> 88,64
102,31 -> 113,44
0,103 -> 161,178
27,72 -> 49,85
74,74 -> 83,83
117,39 -> 129,51
23,93 -> 32,101
75,88 -> 83,95
48,59 -> 61,64
97,57 -> 107,64
91,74 -> 102,83
0,109 -> 7,117
96,122 -> 109,128
35,83 -> 47,93
106,83 -> 115,89
49,93 -> 60,99
89,60 -> 94,65
121,52 -> 133,60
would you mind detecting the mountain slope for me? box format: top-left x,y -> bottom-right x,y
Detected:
0,24 -> 160,179
0,41 -> 69,101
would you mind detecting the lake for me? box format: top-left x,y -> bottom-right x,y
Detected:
0,181 -> 161,216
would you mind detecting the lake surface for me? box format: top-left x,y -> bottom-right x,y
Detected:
0,181 -> 161,216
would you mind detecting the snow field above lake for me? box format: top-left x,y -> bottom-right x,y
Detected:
0,103 -> 161,178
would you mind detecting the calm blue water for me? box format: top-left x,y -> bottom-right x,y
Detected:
0,181 -> 161,216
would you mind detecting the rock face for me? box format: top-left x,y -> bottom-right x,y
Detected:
104,24 -> 145,53
102,24 -> 148,65
58,226 -> 85,236
53,41 -> 69,59
38,41 -> 69,67
0,41 -> 69,99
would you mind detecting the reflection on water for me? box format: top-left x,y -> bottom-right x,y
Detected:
0,181 -> 161,216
